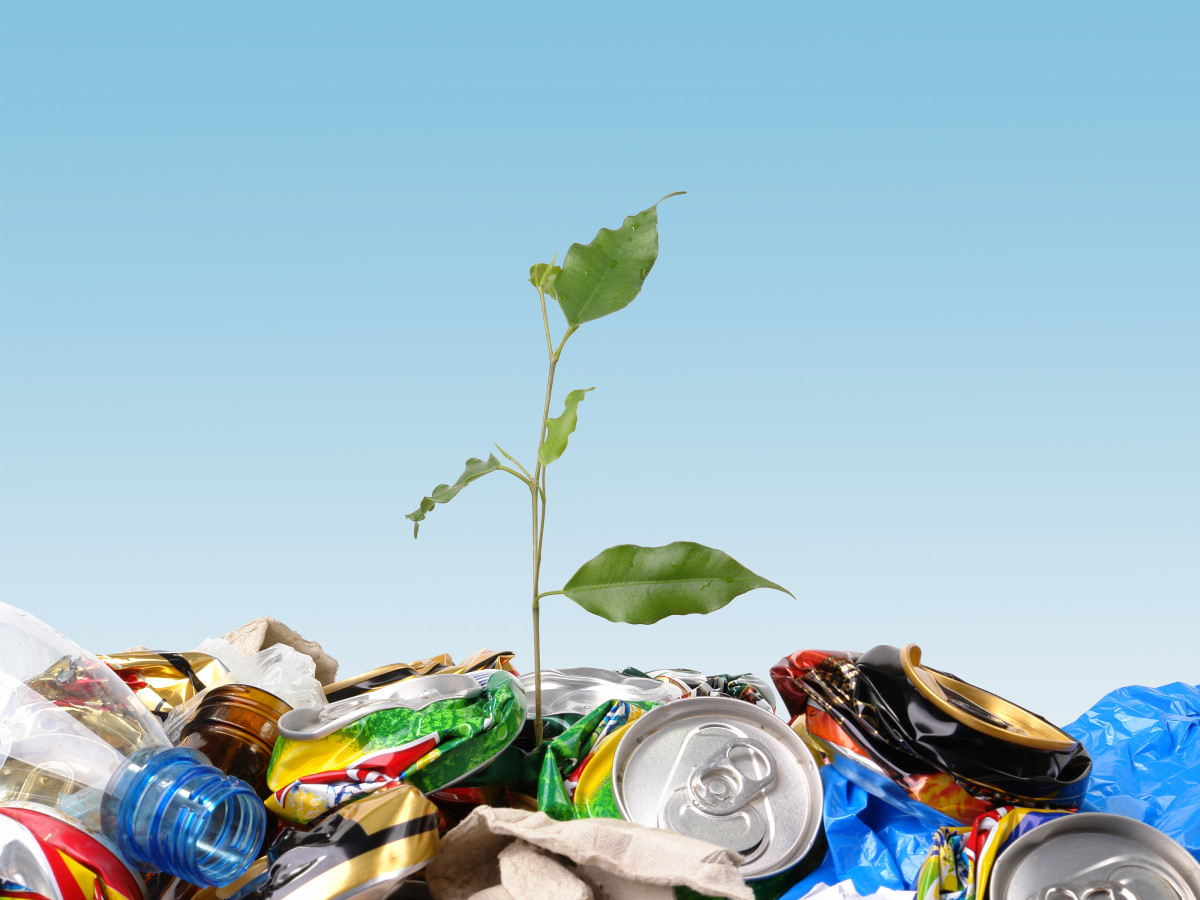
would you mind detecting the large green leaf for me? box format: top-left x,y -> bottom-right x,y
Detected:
406,454 -> 501,537
561,541 -> 792,624
538,387 -> 593,466
554,193 -> 683,327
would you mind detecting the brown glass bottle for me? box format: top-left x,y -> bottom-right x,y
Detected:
149,685 -> 292,900
178,684 -> 291,799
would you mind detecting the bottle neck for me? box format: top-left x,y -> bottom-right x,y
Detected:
101,746 -> 265,888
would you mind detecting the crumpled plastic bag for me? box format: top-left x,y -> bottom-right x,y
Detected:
782,767 -> 935,899
425,806 -> 753,900
219,617 -> 339,685
1064,680 -> 1200,860
164,639 -> 326,742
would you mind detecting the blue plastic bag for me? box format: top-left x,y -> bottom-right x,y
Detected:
1064,681 -> 1200,861
782,767 -> 938,898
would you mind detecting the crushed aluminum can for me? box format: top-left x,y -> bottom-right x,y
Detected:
988,812 -> 1200,900
518,667 -> 681,718
771,644 -> 1092,825
99,651 -> 229,721
322,651 -> 517,703
570,717 -> 640,820
534,699 -> 657,821
217,784 -> 439,900
642,668 -> 778,713
915,807 -> 1073,900
609,697 -> 823,881
278,674 -> 484,741
266,672 -> 526,824
0,806 -> 147,900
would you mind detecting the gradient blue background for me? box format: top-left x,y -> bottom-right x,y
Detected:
2,1 -> 1196,726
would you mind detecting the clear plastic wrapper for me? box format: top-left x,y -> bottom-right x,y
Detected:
0,602 -> 265,889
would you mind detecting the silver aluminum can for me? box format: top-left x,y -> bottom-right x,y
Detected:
989,813 -> 1200,900
277,672 -> 484,740
610,697 -> 823,880
644,668 -> 778,713
518,667 -> 682,718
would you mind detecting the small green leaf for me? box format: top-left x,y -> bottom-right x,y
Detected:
554,192 -> 684,328
561,540 -> 792,624
538,387 -> 594,466
406,454 -> 502,537
529,263 -> 561,301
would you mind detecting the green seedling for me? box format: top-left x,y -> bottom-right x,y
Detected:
408,194 -> 792,744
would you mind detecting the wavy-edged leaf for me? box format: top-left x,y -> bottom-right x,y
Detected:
529,263 -> 561,301
406,454 -> 501,537
538,387 -> 594,466
554,192 -> 684,327
561,540 -> 792,624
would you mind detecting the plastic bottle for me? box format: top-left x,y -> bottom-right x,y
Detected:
0,601 -> 265,888
177,683 -> 292,800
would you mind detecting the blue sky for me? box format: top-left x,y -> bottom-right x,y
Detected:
2,1 -> 1196,726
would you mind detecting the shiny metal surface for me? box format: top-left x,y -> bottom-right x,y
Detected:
278,673 -> 483,740
0,813 -> 62,900
645,669 -> 778,711
610,697 -> 822,880
517,667 -> 681,717
989,813 -> 1200,900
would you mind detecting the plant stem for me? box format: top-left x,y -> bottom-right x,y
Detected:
495,443 -> 535,483
530,292 -> 575,746
531,346 -> 558,746
498,465 -> 533,488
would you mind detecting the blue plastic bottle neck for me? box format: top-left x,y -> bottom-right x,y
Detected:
102,746 -> 265,888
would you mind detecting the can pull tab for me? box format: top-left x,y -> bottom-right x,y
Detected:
687,738 -> 775,816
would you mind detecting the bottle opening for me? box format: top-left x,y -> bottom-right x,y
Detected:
103,746 -> 265,887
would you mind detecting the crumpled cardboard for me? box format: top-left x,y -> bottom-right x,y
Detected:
220,616 -> 339,685
425,807 -> 753,900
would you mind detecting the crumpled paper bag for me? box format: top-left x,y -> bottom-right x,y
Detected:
426,807 -> 753,900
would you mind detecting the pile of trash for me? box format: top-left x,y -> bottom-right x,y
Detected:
2,599 -> 1199,900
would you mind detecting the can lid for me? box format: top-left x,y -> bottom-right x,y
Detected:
279,673 -> 483,741
988,813 -> 1200,900
610,697 -> 822,880
901,645 -> 1075,751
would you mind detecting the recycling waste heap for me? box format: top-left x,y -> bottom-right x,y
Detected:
2,600 -> 1199,900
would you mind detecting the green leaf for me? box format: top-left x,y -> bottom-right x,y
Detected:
560,540 -> 792,624
406,454 -> 502,537
554,192 -> 684,328
529,263 -> 561,301
538,387 -> 594,466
